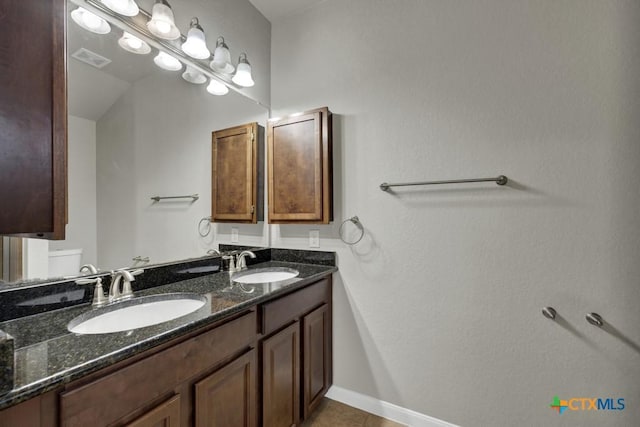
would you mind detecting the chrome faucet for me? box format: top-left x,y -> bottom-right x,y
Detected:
109,269 -> 143,302
235,250 -> 256,270
79,264 -> 99,274
221,250 -> 255,273
76,277 -> 108,307
222,254 -> 237,272
207,249 -> 221,256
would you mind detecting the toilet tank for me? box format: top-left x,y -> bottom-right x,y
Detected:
48,248 -> 83,277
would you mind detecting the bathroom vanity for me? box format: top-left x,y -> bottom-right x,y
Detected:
0,250 -> 335,426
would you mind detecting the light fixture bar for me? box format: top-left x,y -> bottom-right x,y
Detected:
69,0 -> 268,109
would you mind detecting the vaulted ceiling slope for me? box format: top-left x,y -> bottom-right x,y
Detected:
249,0 -> 326,22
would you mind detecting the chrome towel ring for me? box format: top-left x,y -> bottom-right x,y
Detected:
339,216 -> 365,245
198,216 -> 212,237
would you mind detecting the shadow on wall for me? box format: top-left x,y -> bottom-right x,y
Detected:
332,274 -> 401,404
273,113 -> 346,241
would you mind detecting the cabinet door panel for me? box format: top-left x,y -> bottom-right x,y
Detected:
303,304 -> 331,418
262,322 -> 300,427
126,395 -> 181,427
0,0 -> 67,238
267,107 -> 332,224
195,349 -> 256,427
212,123 -> 259,223
269,112 -> 321,221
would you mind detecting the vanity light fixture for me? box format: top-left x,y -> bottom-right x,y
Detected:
101,0 -> 139,17
147,0 -> 180,40
181,18 -> 211,60
210,37 -> 235,74
182,66 -> 207,84
153,51 -> 182,71
71,7 -> 111,34
206,78 -> 229,96
231,53 -> 254,87
118,32 -> 151,54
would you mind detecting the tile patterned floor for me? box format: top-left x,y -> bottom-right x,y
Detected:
301,398 -> 406,427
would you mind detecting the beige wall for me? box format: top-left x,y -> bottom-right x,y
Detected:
96,73 -> 268,269
269,1 -> 640,425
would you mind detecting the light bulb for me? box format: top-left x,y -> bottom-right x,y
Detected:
231,53 -> 254,87
147,0 -> 180,40
182,66 -> 207,84
127,38 -> 142,49
155,21 -> 171,34
71,8 -> 111,35
82,12 -> 102,30
153,52 -> 182,71
181,18 -> 210,59
118,32 -> 151,54
101,0 -> 139,16
206,79 -> 229,96
210,37 -> 234,74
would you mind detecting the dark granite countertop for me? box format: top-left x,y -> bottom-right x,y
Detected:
0,259 -> 336,410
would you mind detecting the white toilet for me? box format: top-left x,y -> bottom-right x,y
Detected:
48,248 -> 83,277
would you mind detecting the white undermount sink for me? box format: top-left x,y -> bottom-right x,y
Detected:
231,268 -> 299,284
67,293 -> 206,335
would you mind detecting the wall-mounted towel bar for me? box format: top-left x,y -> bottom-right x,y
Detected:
151,194 -> 200,202
380,175 -> 508,191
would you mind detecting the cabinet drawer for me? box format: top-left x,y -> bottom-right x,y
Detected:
60,311 -> 256,427
260,278 -> 330,336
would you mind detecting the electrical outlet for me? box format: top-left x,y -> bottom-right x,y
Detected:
231,227 -> 239,243
309,230 -> 320,248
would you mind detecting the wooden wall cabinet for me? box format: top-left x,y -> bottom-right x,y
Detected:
212,123 -> 264,223
0,0 -> 67,239
267,107 -> 333,224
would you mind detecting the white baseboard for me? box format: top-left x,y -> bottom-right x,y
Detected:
325,386 -> 460,427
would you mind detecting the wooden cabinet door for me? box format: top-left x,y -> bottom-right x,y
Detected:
195,349 -> 257,427
126,395 -> 181,427
262,322 -> 300,427
211,123 -> 263,223
267,107 -> 332,224
302,304 -> 331,419
0,0 -> 67,239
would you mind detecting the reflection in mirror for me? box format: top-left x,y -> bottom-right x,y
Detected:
1,0 -> 268,285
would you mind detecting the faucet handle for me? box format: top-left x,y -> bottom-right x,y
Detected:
222,255 -> 236,272
130,269 -> 144,277
75,277 -> 108,307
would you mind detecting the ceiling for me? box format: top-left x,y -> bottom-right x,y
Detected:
248,0 -> 326,22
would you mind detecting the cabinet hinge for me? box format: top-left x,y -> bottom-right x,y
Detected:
251,205 -> 255,214
251,132 -> 255,142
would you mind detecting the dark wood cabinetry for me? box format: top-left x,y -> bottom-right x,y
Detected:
0,0 -> 67,239
267,107 -> 333,224
212,123 -> 264,223
262,322 -> 301,427
195,349 -> 257,427
0,277 -> 333,427
126,395 -> 181,427
260,278 -> 333,427
302,304 -> 331,418
59,311 -> 256,427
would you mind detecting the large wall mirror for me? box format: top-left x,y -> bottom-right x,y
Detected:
1,0 -> 269,285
